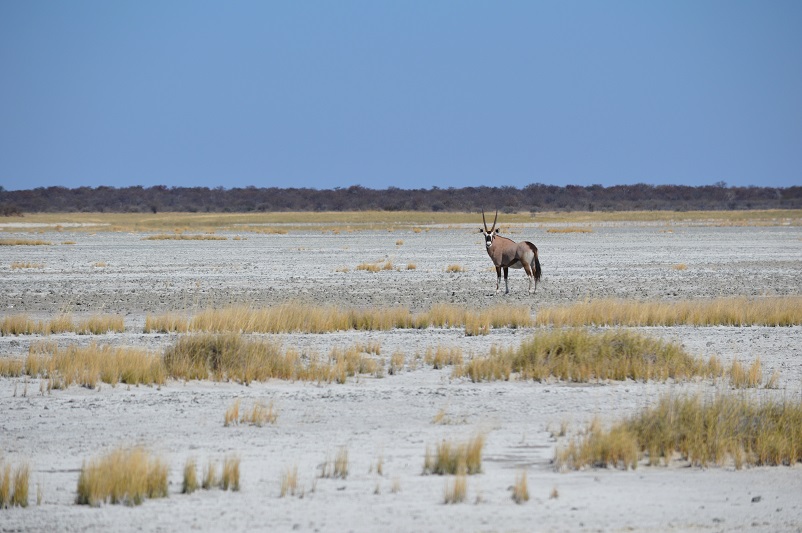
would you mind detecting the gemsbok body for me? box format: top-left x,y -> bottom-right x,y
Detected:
480,210 -> 542,294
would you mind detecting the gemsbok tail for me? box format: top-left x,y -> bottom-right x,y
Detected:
526,242 -> 542,281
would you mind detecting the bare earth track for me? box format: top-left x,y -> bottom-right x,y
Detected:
1,220 -> 801,532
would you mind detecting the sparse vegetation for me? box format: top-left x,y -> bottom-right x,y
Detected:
224,399 -> 241,427
75,448 -> 168,506
320,447 -> 349,479
221,455 -> 240,491
182,458 -> 199,494
77,314 -> 125,335
145,312 -> 190,333
556,394 -> 802,470
280,465 -> 299,497
458,328 -> 732,384
0,461 -> 30,508
423,434 -> 484,475
10,262 -> 44,269
22,342 -> 165,388
146,303 -> 532,335
511,470 -> 529,504
536,296 -> 802,327
443,475 -> 467,504
0,239 -> 51,246
142,234 -> 227,240
445,264 -> 464,273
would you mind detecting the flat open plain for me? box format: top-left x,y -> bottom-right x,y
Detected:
1,217 -> 801,532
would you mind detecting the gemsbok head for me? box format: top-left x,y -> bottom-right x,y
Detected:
480,209 -> 542,294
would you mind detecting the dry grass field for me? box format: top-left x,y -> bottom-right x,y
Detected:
1,210 -> 801,532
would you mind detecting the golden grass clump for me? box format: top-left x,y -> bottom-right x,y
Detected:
182,458 -> 199,494
406,263 -> 417,270
244,400 -> 278,426
0,239 -> 52,246
163,333 -> 294,383
142,234 -> 227,241
224,399 -> 241,427
445,264 -> 464,273
320,447 -> 349,479
458,328 -> 719,383
730,358 -> 763,388
423,434 -> 484,476
221,455 -> 240,491
443,474 -> 467,504
356,262 -> 381,272
10,262 -> 44,269
144,313 -> 189,333
555,419 -> 639,470
25,342 -> 166,388
0,358 -> 24,377
536,296 -> 802,327
77,314 -> 125,335
1,315 -> 39,336
75,448 -> 168,506
557,394 -> 802,470
424,345 -> 464,369
202,460 -> 217,490
1,461 -> 30,508
280,465 -> 299,497
672,263 -> 688,270
511,470 -> 529,504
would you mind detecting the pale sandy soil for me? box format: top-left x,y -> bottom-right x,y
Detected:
1,222 -> 801,532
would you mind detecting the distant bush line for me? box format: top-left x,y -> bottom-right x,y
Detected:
1,183 -> 800,214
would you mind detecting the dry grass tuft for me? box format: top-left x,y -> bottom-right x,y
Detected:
224,399 -> 241,427
511,470 -> 529,504
75,448 -> 168,506
0,239 -> 51,246
77,314 -> 125,335
221,455 -> 240,491
536,296 -> 802,327
443,474 -> 467,504
144,313 -> 189,333
557,394 -> 802,470
406,263 -> 417,270
142,234 -> 227,241
672,263 -> 688,270
279,465 -> 299,497
445,264 -> 464,273
1,461 -> 30,508
241,400 -> 278,426
424,345 -> 463,369
163,333 -> 293,383
24,342 -> 166,388
423,434 -> 484,475
182,458 -> 199,494
202,460 -> 217,490
457,328 -> 722,383
320,448 -> 349,479
730,358 -> 763,389
10,262 -> 44,269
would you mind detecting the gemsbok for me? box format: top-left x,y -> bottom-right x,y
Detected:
480,210 -> 542,294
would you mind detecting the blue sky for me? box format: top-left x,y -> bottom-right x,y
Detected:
1,1 -> 800,191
